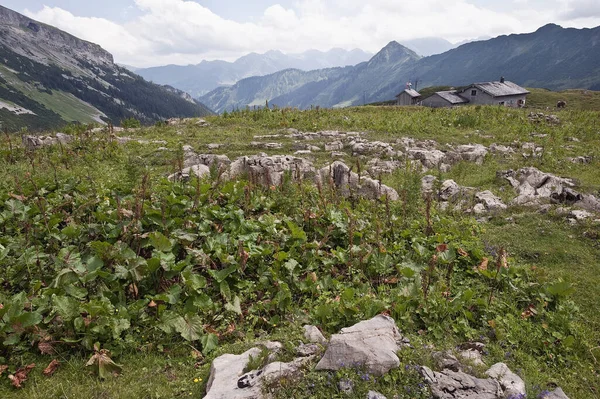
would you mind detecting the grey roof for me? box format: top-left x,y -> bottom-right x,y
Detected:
465,81 -> 530,97
435,91 -> 469,104
396,88 -> 421,98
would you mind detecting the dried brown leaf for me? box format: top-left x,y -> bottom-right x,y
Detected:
478,258 -> 489,271
8,364 -> 35,388
43,360 -> 60,377
0,365 -> 8,376
436,244 -> 449,253
38,341 -> 55,355
457,248 -> 469,257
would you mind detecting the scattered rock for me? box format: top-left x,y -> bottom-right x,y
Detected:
421,366 -> 502,399
528,112 -> 560,125
568,209 -> 593,222
207,143 -> 222,150
351,140 -> 395,157
338,378 -> 354,395
475,191 -> 507,212
439,180 -> 462,202
407,148 -> 446,169
228,155 -> 315,186
168,164 -> 210,182
303,325 -> 327,345
567,156 -> 592,164
447,144 -> 488,165
315,315 -> 406,376
367,159 -> 402,176
432,351 -> 462,372
185,154 -> 231,169
296,343 -> 320,357
325,141 -> 344,151
489,144 -> 515,156
485,362 -> 526,398
204,347 -> 263,399
367,391 -> 387,399
456,342 -> 486,367
317,161 -> 399,201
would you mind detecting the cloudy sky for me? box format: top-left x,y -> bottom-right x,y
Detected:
5,0 -> 600,67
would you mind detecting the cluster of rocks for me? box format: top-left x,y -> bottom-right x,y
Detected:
166,117 -> 210,127
421,176 -> 507,215
22,133 -> 73,150
203,315 -> 570,399
170,146 -> 400,201
528,112 -> 561,125
420,167 -> 600,221
500,167 -> 600,214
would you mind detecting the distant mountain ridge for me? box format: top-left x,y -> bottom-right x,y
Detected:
0,5 -> 213,131
134,48 -> 374,98
198,24 -> 600,113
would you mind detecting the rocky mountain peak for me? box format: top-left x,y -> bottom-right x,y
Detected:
0,5 -> 114,69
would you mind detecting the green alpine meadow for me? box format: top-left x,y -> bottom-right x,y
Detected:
0,103 -> 599,398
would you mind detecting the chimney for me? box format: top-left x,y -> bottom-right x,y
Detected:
500,76 -> 505,83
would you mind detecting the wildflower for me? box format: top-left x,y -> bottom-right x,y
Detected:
194,378 -> 200,383
537,390 -> 551,399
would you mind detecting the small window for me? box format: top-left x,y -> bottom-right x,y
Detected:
499,101 -> 505,106
471,90 -> 477,96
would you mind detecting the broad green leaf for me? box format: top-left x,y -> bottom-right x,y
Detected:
53,296 -> 80,321
220,280 -> 232,301
149,232 -> 173,252
175,314 -> 204,341
284,259 -> 299,274
183,270 -> 207,293
14,312 -> 42,328
225,296 -> 242,315
201,333 -> 219,355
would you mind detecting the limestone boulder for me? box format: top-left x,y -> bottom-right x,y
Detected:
168,164 -> 210,182
485,362 -> 526,398
315,315 -> 405,376
475,191 -> 507,212
317,161 -> 399,201
421,366 -> 502,399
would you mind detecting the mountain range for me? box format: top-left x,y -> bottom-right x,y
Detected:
133,39 -> 464,98
198,24 -> 600,113
134,48 -> 374,98
0,5 -> 213,131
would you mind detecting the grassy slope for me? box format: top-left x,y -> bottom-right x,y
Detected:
0,64 -> 103,126
527,88 -> 600,110
0,105 -> 599,398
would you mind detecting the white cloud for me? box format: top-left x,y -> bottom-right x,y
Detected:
24,0 -> 600,67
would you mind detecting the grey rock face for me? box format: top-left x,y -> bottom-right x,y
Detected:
447,144 -> 488,165
439,180 -> 462,202
325,141 -> 344,151
367,391 -> 387,399
366,159 -> 402,176
185,154 -> 231,169
315,315 -> 405,376
475,191 -> 508,212
168,164 -> 210,182
485,362 -> 526,398
204,347 -> 263,399
228,155 -> 315,186
408,148 -> 446,169
420,366 -> 502,399
205,347 -> 311,399
296,343 -> 320,357
317,161 -> 399,201
303,325 -> 327,344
